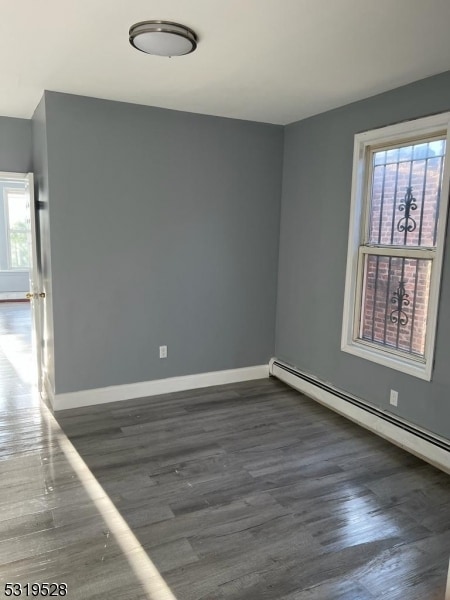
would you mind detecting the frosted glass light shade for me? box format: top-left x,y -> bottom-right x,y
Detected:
129,21 -> 198,57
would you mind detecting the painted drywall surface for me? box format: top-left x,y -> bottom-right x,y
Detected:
31,96 -> 55,401
44,92 -> 283,394
0,270 -> 28,293
276,70 -> 450,441
0,116 -> 32,174
0,273 -> 28,293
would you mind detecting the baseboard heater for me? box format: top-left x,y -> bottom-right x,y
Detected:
269,358 -> 450,475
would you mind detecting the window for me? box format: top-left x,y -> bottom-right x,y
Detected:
4,187 -> 31,270
341,113 -> 450,380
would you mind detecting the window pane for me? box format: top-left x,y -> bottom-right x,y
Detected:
368,140 -> 446,247
6,190 -> 31,269
9,232 -> 31,269
7,192 -> 29,228
359,255 -> 431,357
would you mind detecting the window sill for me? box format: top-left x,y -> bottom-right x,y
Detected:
341,339 -> 432,381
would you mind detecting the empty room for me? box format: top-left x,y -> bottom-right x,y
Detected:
1,1 -> 450,599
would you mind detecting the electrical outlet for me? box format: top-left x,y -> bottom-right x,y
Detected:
390,389 -> 398,407
159,345 -> 167,359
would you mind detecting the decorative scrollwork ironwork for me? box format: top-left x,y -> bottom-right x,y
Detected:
390,280 -> 410,326
397,186 -> 417,234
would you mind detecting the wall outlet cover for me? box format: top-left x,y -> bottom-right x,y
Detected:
390,389 -> 398,407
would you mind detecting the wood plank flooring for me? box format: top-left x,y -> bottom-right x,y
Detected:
0,304 -> 153,599
58,380 -> 450,600
0,302 -> 37,411
0,302 -> 449,599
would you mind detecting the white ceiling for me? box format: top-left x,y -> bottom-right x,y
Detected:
2,0 -> 450,125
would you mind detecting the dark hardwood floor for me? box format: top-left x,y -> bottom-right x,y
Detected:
58,380 -> 450,600
0,302 -> 449,599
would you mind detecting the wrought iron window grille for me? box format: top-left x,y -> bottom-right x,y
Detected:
390,279 -> 410,327
397,187 -> 418,237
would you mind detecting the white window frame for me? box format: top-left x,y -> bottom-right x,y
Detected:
341,112 -> 450,381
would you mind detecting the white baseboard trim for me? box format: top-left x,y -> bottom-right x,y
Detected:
270,358 -> 450,475
0,292 -> 28,301
54,364 -> 269,411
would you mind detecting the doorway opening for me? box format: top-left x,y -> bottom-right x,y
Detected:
0,173 -> 40,409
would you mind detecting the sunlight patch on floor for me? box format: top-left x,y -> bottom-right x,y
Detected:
41,402 -> 178,600
0,333 -> 35,385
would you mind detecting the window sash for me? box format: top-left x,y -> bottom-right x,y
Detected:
358,246 -> 435,258
362,134 -> 446,249
354,248 -> 435,362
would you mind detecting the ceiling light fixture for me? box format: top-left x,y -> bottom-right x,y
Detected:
129,20 -> 198,57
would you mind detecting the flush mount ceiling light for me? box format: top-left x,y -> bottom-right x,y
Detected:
129,20 -> 198,57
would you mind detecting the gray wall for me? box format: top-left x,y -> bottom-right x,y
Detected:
44,92 -> 283,395
276,70 -> 450,441
0,273 -> 28,294
0,116 -> 32,173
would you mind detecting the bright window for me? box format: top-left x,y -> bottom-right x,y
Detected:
4,188 -> 31,270
341,114 -> 450,380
